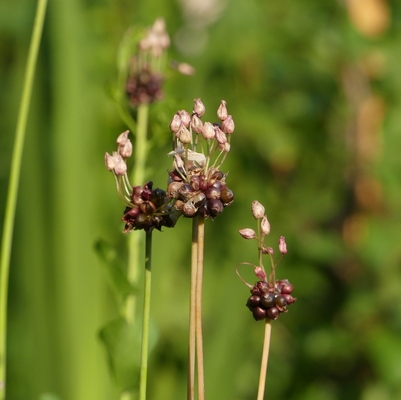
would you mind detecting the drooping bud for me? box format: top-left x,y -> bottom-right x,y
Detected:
239,228 -> 256,239
217,100 -> 228,121
251,200 -> 265,219
193,98 -> 206,117
201,122 -> 216,140
221,115 -> 235,134
279,236 -> 288,254
260,215 -> 271,235
170,113 -> 182,133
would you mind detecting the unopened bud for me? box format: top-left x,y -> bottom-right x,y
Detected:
170,113 -> 182,133
251,200 -> 265,219
215,127 -> 227,144
116,130 -> 130,145
191,114 -> 203,134
193,98 -> 206,117
261,215 -> 270,235
201,122 -> 215,140
221,115 -> 235,134
279,236 -> 287,254
254,266 -> 267,281
239,228 -> 256,239
217,100 -> 228,121
119,139 -> 133,158
113,153 -> 127,175
218,142 -> 231,152
104,152 -> 115,171
178,127 -> 192,144
176,62 -> 195,75
178,110 -> 191,127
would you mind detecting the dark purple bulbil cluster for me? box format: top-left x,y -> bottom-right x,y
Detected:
121,181 -> 179,233
167,167 -> 234,219
246,279 -> 296,321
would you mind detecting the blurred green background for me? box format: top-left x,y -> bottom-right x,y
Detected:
2,0 -> 401,399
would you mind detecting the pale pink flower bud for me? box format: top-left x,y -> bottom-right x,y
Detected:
279,236 -> 287,254
215,127 -> 227,144
191,114 -> 203,134
119,139 -> 133,158
201,122 -> 215,140
113,152 -> 127,175
178,127 -> 192,144
261,215 -> 270,235
116,130 -> 130,145
251,200 -> 265,219
254,266 -> 267,281
178,110 -> 191,127
217,100 -> 228,121
175,62 -> 195,76
170,113 -> 182,133
239,228 -> 256,239
104,152 -> 115,171
193,98 -> 206,117
218,142 -> 231,152
221,115 -> 235,134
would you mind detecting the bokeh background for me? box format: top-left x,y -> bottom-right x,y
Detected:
2,0 -> 401,399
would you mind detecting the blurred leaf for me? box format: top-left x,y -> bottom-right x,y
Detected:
94,238 -> 136,307
98,317 -> 142,392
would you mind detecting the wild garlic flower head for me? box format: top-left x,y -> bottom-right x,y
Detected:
105,130 -> 179,233
237,201 -> 296,321
167,99 -> 235,219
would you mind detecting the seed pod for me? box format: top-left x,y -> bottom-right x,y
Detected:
280,281 -> 294,294
247,295 -> 261,308
140,201 -> 156,215
252,306 -> 267,321
267,307 -> 280,320
182,201 -> 197,217
260,293 -> 276,308
178,183 -> 195,201
206,199 -> 223,217
254,281 -> 270,295
126,207 -> 140,218
206,186 -> 221,200
167,181 -> 183,199
282,294 -> 296,304
220,187 -> 234,205
275,295 -> 287,308
191,192 -> 206,208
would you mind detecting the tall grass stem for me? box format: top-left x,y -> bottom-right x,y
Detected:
256,319 -> 272,400
0,0 -> 47,397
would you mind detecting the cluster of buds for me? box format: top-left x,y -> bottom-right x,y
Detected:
126,18 -> 170,107
167,99 -> 234,219
237,201 -> 296,321
125,18 -> 194,107
105,131 -> 179,233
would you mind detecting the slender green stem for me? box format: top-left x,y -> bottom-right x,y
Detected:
0,0 -> 47,397
196,216 -> 205,400
256,320 -> 272,400
139,232 -> 153,400
188,218 -> 199,400
125,103 -> 149,324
